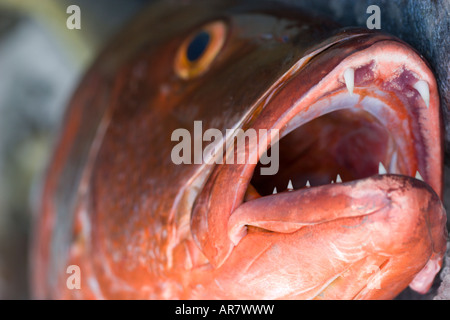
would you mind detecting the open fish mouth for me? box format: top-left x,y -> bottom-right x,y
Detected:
191,31 -> 447,299
31,0 -> 447,299
251,48 -> 439,196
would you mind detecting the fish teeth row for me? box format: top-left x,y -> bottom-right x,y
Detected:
271,164 -> 425,194
343,68 -> 429,108
378,161 -> 424,181
272,174 -> 342,194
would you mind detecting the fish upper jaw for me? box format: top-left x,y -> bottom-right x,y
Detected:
189,33 -> 447,299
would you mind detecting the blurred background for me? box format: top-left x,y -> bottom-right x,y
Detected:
0,0 -> 448,299
0,0 -> 151,299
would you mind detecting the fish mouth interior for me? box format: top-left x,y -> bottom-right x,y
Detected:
251,107 -> 396,196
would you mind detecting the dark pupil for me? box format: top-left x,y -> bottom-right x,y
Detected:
187,31 -> 210,62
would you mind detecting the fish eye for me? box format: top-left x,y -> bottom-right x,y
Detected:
174,21 -> 227,79
187,31 -> 210,62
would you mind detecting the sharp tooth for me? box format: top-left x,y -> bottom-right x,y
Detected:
336,174 -> 342,183
273,187 -> 277,194
413,80 -> 430,108
415,171 -> 424,181
344,68 -> 355,95
331,180 -> 334,184
306,180 -> 311,187
287,180 -> 294,191
378,162 -> 387,175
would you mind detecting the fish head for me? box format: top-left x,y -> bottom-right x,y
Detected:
33,0 -> 447,300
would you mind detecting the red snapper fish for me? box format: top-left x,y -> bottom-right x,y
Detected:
32,0 -> 447,299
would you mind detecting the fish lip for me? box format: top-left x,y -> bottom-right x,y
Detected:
191,32 -> 443,268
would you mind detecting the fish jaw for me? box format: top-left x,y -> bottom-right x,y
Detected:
190,33 -> 447,299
